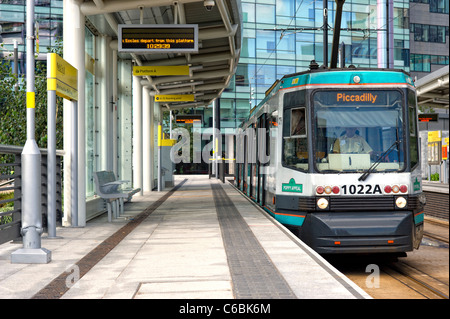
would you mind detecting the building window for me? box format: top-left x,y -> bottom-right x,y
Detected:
411,23 -> 447,43
256,4 -> 275,25
430,0 -> 449,14
411,0 -> 449,13
411,53 -> 449,71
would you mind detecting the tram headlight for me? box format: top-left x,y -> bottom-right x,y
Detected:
395,196 -> 407,209
317,197 -> 329,210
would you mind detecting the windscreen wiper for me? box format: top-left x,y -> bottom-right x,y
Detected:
358,140 -> 401,182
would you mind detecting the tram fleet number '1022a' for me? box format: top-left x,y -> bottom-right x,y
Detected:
341,184 -> 383,195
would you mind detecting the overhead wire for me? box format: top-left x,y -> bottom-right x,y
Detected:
249,0 -> 312,101
248,0 -> 419,102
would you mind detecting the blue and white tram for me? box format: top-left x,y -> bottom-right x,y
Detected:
234,65 -> 426,254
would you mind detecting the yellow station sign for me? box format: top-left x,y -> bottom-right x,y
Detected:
155,94 -> 195,102
47,53 -> 78,101
428,130 -> 441,143
133,65 -> 189,76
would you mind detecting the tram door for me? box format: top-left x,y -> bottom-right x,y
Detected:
243,132 -> 248,194
257,114 -> 266,205
250,123 -> 257,199
234,135 -> 240,188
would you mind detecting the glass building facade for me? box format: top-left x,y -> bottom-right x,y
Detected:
0,0 -> 63,72
409,0 -> 449,77
219,0 -> 413,128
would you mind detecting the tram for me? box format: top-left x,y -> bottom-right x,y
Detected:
234,65 -> 426,254
233,0 -> 425,254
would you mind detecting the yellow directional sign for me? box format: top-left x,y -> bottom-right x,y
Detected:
428,130 -> 441,142
157,125 -> 176,147
47,53 -> 78,101
155,94 -> 194,102
133,65 -> 189,76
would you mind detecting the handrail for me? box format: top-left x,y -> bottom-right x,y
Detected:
1,144 -> 64,245
0,144 -> 65,156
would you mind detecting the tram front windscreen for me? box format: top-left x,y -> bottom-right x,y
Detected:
313,90 -> 405,173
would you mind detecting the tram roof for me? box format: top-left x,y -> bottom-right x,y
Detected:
244,67 -> 416,125
279,67 -> 414,91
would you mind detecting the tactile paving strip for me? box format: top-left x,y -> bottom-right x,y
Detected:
211,183 -> 296,299
32,179 -> 187,299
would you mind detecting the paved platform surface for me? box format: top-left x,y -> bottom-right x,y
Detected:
0,175 -> 370,299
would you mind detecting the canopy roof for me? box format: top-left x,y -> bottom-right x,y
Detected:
82,0 -> 242,110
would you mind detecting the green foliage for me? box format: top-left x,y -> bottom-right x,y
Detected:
0,191 -> 14,208
0,192 -> 14,225
0,41 -> 64,161
430,172 -> 440,181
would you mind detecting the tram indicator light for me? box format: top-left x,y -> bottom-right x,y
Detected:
316,186 -> 324,194
118,24 -> 198,53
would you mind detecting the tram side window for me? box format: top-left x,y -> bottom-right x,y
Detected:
408,90 -> 419,169
269,110 -> 278,165
282,90 -> 308,171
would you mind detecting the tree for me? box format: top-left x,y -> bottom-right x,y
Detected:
0,43 -> 64,157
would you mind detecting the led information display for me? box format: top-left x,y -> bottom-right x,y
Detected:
175,115 -> 203,124
118,24 -> 198,53
418,113 -> 438,122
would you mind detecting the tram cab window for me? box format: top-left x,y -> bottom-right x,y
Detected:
408,90 -> 419,169
282,90 -> 308,171
313,90 -> 406,173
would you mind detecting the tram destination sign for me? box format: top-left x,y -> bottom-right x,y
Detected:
118,24 -> 198,53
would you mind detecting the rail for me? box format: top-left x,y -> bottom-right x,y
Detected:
0,144 -> 64,245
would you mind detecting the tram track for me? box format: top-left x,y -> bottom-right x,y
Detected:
424,231 -> 449,244
327,217 -> 449,299
423,217 -> 449,244
383,261 -> 449,299
380,221 -> 449,299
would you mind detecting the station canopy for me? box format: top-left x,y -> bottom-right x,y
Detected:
415,65 -> 449,110
82,0 -> 241,110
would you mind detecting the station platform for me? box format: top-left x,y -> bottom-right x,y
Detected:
423,180 -> 449,194
0,175 -> 370,299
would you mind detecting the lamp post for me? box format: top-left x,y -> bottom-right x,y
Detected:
11,0 -> 51,264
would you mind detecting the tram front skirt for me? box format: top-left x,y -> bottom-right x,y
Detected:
297,211 -> 420,254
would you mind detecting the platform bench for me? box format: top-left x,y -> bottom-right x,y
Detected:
93,171 -> 141,222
